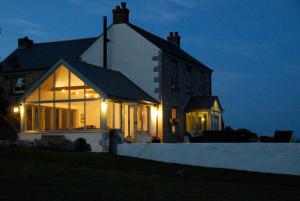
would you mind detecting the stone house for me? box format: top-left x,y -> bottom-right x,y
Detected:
0,2 -> 223,146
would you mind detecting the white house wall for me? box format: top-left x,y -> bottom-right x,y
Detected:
80,24 -> 160,101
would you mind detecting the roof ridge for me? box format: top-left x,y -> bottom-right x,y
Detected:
34,36 -> 99,45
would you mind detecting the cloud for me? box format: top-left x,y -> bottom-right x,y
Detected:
1,18 -> 46,37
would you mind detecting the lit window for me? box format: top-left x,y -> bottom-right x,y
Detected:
107,101 -> 122,129
171,107 -> 177,133
137,105 -> 149,132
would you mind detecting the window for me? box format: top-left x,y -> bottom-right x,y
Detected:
186,112 -> 208,133
137,105 -> 149,132
171,62 -> 177,89
24,65 -> 101,131
171,107 -> 177,133
198,74 -> 204,95
107,101 -> 122,129
185,71 -> 191,92
13,77 -> 26,94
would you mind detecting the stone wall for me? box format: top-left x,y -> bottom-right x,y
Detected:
160,52 -> 212,142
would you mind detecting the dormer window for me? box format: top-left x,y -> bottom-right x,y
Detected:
171,62 -> 177,89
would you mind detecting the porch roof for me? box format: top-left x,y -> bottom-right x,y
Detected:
184,96 -> 223,112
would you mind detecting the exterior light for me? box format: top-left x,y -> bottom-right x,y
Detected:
151,107 -> 158,118
13,106 -> 19,113
201,117 -> 205,122
101,101 -> 107,111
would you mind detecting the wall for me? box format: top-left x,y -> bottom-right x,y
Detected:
117,143 -> 300,176
160,53 -> 212,142
80,23 -> 160,101
18,132 -> 108,152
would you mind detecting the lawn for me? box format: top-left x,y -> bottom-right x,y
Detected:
0,147 -> 299,201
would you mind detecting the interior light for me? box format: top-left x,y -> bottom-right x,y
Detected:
201,117 -> 205,122
75,91 -> 80,95
13,106 -> 19,113
85,93 -> 90,97
61,89 -> 66,93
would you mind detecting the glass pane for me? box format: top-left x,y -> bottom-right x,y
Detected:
55,65 -> 69,100
137,106 -> 142,131
26,88 -> 39,102
25,104 -> 38,131
142,106 -> 149,132
39,103 -> 54,131
54,102 -> 69,130
86,100 -> 100,129
70,101 -> 85,130
40,74 -> 54,101
70,72 -> 84,99
107,101 -> 113,129
114,103 -> 121,129
85,87 -> 100,99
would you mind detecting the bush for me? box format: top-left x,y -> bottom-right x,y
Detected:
0,116 -> 18,141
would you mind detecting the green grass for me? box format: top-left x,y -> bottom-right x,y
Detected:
0,147 -> 299,201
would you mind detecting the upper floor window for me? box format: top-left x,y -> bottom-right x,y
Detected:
13,77 -> 26,94
198,74 -> 204,95
185,71 -> 191,93
171,62 -> 177,89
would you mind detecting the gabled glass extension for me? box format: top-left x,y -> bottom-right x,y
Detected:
20,61 -> 160,143
25,65 -> 101,131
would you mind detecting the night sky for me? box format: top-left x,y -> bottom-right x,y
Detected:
0,0 -> 299,138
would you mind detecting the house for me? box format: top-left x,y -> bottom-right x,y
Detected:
0,2 -> 223,146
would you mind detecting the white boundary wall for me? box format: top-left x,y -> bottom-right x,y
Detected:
117,143 -> 300,176
19,133 -> 108,152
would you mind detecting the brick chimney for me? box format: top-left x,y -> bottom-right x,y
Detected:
112,2 -> 129,24
18,36 -> 34,49
167,32 -> 180,47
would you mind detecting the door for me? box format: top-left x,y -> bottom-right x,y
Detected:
124,105 -> 136,139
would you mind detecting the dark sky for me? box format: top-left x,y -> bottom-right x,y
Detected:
0,0 -> 299,137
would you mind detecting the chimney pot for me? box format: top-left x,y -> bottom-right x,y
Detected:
112,2 -> 129,24
18,36 -> 34,49
167,32 -> 180,47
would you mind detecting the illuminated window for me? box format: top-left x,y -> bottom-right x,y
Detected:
171,107 -> 177,133
137,105 -> 149,132
24,65 -> 101,131
107,101 -> 122,129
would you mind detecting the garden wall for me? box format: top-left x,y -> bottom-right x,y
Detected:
117,143 -> 300,176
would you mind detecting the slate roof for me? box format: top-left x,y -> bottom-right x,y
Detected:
0,37 -> 98,73
128,23 -> 212,72
185,96 -> 222,112
65,59 -> 159,103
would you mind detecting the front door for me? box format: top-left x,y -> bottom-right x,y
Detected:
124,104 -> 136,140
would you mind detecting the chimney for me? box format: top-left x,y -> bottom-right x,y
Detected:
18,36 -> 34,49
167,32 -> 180,47
112,2 -> 129,24
103,16 -> 108,69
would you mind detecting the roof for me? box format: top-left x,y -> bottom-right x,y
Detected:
20,58 -> 158,104
185,96 -> 222,112
66,59 -> 158,103
0,37 -> 98,73
128,23 -> 212,72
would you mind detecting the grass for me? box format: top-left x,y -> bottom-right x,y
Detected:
0,147 -> 299,201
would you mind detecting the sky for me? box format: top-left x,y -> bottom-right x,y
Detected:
0,0 -> 299,137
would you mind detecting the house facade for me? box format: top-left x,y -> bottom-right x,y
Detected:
0,2 -> 223,145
